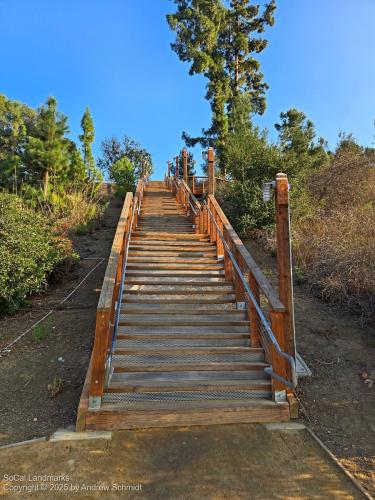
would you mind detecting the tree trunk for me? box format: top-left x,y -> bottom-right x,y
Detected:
43,170 -> 49,199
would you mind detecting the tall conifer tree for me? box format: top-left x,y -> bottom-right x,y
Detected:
167,0 -> 276,171
79,107 -> 96,178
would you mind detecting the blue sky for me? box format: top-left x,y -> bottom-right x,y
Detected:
1,0 -> 375,179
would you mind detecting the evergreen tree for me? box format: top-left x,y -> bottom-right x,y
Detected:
167,0 -> 276,171
170,150 -> 196,178
217,94 -> 279,232
67,140 -> 86,185
24,96 -> 69,197
0,95 -> 36,191
275,108 -> 329,176
79,107 -> 96,177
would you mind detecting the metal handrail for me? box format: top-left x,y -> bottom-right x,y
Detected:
204,201 -> 297,389
105,177 -> 147,382
173,177 -> 200,216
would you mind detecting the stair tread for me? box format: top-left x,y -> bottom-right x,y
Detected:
99,399 -> 286,412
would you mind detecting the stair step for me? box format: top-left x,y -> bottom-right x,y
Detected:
121,303 -> 237,312
128,251 -> 217,257
120,311 -> 247,320
124,277 -> 227,284
110,370 -> 267,383
113,359 -> 268,372
117,325 -> 249,334
123,284 -> 234,293
122,294 -> 236,303
102,389 -> 271,404
126,270 -> 225,276
126,263 -> 224,270
114,338 -> 249,348
133,232 -> 208,239
127,257 -> 220,263
114,345 -> 259,354
129,241 -> 215,248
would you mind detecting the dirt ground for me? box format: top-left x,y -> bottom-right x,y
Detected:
0,192 -> 123,445
0,425 -> 367,499
245,239 -> 375,497
0,193 -> 374,497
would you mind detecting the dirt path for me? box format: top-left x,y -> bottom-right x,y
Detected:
0,425 -> 367,499
0,192 -> 123,446
245,239 -> 375,497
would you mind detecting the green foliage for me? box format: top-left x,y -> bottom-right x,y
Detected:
98,135 -> 153,179
167,0 -> 276,171
275,108 -> 329,219
33,319 -> 55,343
0,194 -> 69,315
110,156 -> 137,197
24,96 -> 70,196
78,107 -> 103,189
216,95 -> 279,233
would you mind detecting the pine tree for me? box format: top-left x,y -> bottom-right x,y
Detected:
170,150 -> 196,178
79,107 -> 96,177
24,97 -> 69,197
167,0 -> 276,171
0,95 -> 36,192
275,108 -> 329,176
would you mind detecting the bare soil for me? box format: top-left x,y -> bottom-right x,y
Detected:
0,192 -> 123,445
0,426 -> 365,499
245,239 -> 375,497
0,198 -> 374,496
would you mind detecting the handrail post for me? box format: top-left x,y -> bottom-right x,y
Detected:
208,147 -> 215,196
275,173 -> 296,371
270,310 -> 288,401
182,149 -> 188,184
167,161 -> 171,190
175,155 -> 179,180
89,309 -> 110,409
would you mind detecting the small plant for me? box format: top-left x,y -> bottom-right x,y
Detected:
47,377 -> 64,397
33,319 -> 55,343
293,266 -> 306,285
261,267 -> 273,278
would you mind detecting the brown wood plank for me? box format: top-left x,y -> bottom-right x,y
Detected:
85,401 -> 290,430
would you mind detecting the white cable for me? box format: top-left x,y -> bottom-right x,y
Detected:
0,258 -> 104,353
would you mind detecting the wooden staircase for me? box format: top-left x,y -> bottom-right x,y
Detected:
79,181 -> 290,429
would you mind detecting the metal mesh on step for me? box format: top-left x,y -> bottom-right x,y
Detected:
102,390 -> 271,404
113,353 -> 263,364
115,339 -> 249,348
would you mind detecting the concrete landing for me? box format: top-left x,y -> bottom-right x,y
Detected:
0,424 -> 367,499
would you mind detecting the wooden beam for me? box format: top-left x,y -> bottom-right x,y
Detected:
175,156 -> 179,179
182,149 -> 188,184
208,195 -> 284,312
208,147 -> 215,195
275,173 -> 296,362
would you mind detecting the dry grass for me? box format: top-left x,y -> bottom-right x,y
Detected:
294,150 -> 375,317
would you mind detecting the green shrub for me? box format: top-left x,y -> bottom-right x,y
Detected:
0,193 -> 69,315
216,181 -> 275,236
109,157 -> 136,198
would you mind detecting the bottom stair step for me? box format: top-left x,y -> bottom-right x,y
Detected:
85,399 -> 290,429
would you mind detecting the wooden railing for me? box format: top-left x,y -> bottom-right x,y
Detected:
166,172 -> 296,400
188,175 -> 230,195
165,175 -> 202,231
88,177 -> 147,408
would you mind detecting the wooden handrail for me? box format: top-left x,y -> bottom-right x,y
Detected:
202,194 -> 293,394
97,193 -> 133,311
181,179 -> 201,211
89,178 -> 147,407
207,195 -> 284,312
